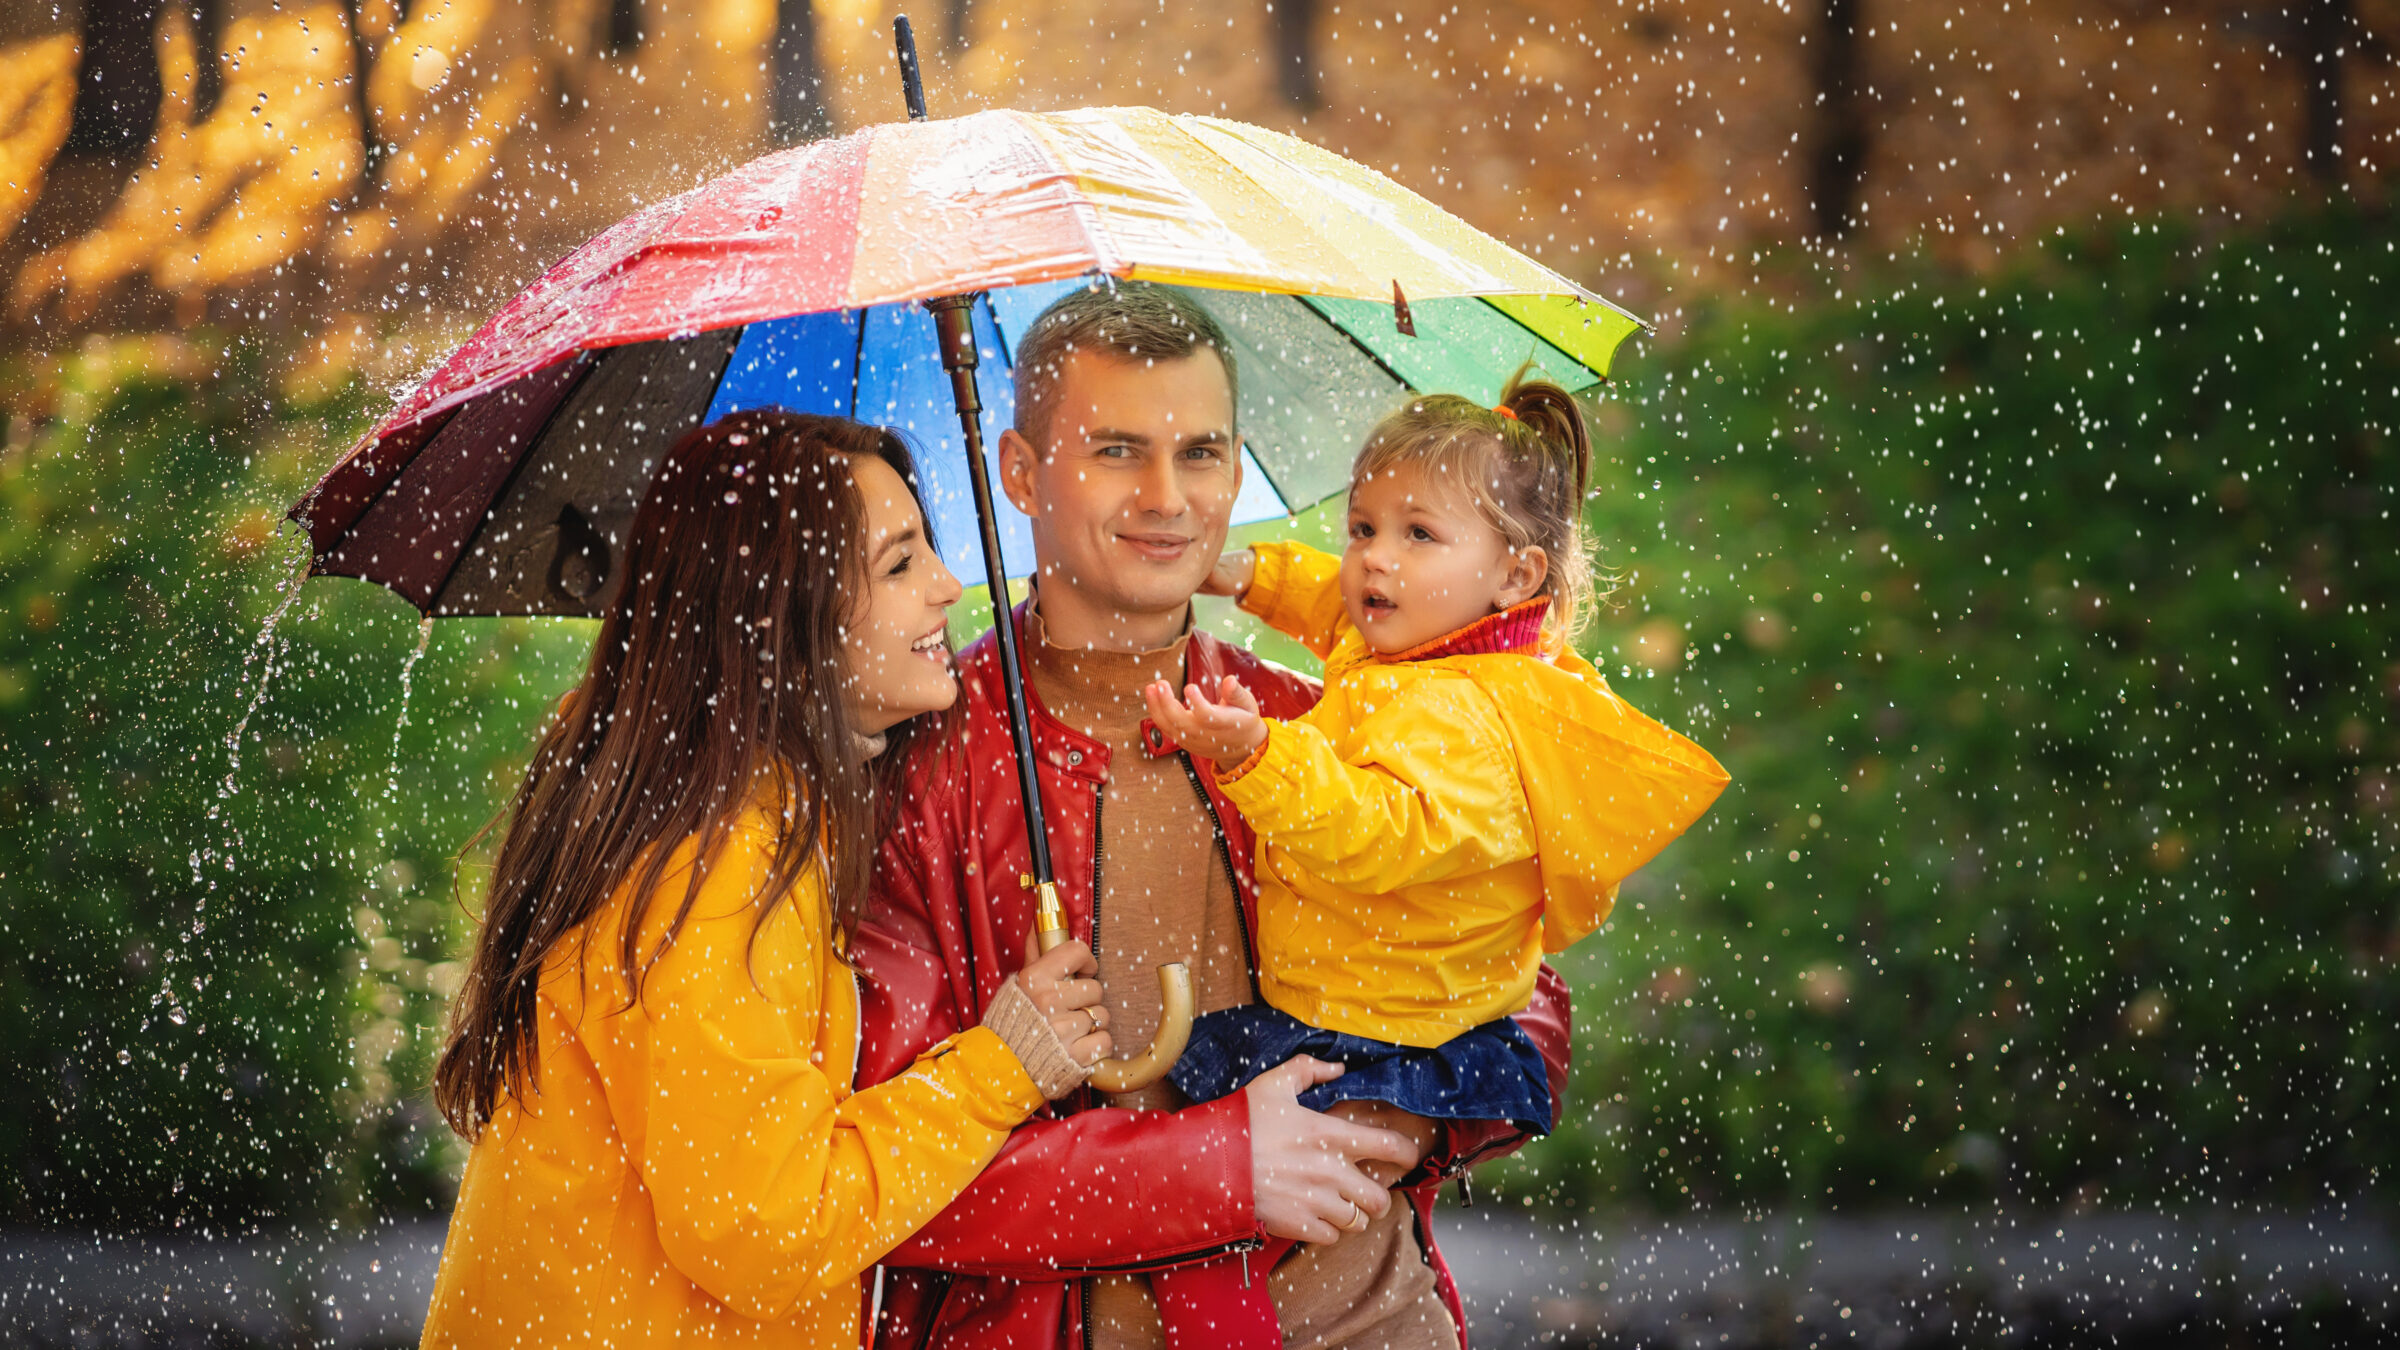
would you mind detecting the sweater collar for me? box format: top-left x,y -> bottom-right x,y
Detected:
1374,597 -> 1551,664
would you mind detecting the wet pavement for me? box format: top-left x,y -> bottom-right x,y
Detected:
1435,1206 -> 2398,1347
2,1207 -> 2391,1347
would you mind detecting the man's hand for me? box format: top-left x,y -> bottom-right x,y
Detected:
1201,547 -> 1256,600
1016,938 -> 1112,1067
1325,1099 -> 1438,1188
1144,676 -> 1268,771
1245,1057 -> 1420,1244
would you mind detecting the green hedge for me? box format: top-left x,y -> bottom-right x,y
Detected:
1465,209 -> 2398,1213
3,207 -> 2391,1230
0,339 -> 588,1228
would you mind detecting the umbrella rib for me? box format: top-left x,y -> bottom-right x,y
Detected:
423,352 -> 601,616
847,309 -> 868,420
297,406 -> 460,568
1294,294 -> 1419,394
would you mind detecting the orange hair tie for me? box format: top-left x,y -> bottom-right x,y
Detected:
1493,404 -> 1519,421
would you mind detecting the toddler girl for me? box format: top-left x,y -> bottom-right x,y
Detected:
1144,371 -> 1728,1329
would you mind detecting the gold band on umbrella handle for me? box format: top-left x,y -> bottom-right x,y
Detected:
1027,876 -> 1193,1094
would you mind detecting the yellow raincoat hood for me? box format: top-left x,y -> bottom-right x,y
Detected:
1458,644 -> 1730,952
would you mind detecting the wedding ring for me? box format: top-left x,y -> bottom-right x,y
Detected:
1341,1200 -> 1367,1232
1082,1007 -> 1100,1034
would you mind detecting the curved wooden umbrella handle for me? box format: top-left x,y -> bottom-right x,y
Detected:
1033,885 -> 1195,1094
1085,962 -> 1193,1094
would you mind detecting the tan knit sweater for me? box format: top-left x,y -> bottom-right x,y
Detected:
1023,604 -> 1454,1350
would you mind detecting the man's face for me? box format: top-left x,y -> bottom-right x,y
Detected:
999,347 -> 1241,629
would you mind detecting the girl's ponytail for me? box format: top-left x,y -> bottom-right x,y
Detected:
1493,364 -> 1597,637
1498,368 -> 1594,507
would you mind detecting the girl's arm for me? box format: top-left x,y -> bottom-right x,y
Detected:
1227,541 -> 1350,659
574,832 -> 1051,1321
1220,679 -> 1536,893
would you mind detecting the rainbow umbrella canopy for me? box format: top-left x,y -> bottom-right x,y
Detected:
294,104 -> 1646,609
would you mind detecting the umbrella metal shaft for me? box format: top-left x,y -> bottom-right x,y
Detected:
925,295 -> 1057,897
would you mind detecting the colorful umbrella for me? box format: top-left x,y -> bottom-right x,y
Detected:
292,108 -> 1643,606
294,22 -> 1646,1090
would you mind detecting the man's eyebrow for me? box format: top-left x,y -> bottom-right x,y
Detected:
1082,426 -> 1152,446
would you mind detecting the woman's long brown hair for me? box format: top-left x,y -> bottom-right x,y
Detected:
434,410 -> 936,1138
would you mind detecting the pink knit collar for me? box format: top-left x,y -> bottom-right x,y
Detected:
1375,597 -> 1551,663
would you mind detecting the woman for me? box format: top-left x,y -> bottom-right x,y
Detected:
421,411 -> 1110,1346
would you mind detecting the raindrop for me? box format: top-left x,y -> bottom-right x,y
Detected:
218,537 -> 313,801
386,614 -> 437,802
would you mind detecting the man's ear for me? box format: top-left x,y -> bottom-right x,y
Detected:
1496,546 -> 1549,609
997,427 -> 1042,519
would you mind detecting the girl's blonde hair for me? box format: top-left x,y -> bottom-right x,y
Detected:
1352,364 -> 1598,637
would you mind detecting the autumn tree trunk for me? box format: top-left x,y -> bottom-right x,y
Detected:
1809,0 -> 1867,239
1275,0 -> 1320,111
336,0 -> 383,180
606,0 -> 643,55
2298,0 -> 2350,182
65,0 -> 167,155
771,0 -> 830,144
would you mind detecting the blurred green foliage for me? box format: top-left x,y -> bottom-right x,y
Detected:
1,206 -> 2392,1233
0,337 -> 590,1229
1461,208 -> 2397,1214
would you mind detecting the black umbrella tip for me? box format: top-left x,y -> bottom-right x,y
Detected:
894,17 -> 929,122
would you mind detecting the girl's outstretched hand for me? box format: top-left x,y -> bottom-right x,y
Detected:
1144,675 -> 1268,771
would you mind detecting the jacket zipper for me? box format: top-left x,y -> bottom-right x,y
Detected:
1179,754 -> 1261,1000
1182,754 -> 1268,1291
1078,1232 -> 1270,1346
1087,783 -> 1106,958
1054,1234 -> 1267,1278
1082,782 -> 1104,1350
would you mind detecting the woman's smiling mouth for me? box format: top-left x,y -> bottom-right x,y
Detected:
910,628 -> 948,662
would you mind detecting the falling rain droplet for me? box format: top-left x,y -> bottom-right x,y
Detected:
219,533 -> 314,802
387,613 -> 437,802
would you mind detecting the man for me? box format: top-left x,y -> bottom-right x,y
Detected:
852,282 -> 1573,1349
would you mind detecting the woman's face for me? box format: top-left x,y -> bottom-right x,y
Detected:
839,454 -> 965,735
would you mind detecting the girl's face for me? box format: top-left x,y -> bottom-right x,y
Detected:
1340,460 -> 1546,655
839,454 -> 965,734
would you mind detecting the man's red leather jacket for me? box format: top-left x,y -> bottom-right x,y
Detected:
852,605 -> 1574,1349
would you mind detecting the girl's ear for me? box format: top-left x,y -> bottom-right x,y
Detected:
1496,546 -> 1549,609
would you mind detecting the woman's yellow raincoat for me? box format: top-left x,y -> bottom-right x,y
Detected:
1222,541 -> 1731,1048
420,804 -> 1044,1347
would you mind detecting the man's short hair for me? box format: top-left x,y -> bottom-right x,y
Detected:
1010,281 -> 1238,446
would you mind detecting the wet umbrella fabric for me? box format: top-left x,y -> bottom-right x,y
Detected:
293,106 -> 1643,613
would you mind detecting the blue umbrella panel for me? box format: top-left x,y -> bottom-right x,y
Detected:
707,287 -> 1287,589
376,280 -> 1599,615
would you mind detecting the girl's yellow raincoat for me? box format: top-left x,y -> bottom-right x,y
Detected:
1222,541 -> 1731,1048
421,805 -> 1044,1347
